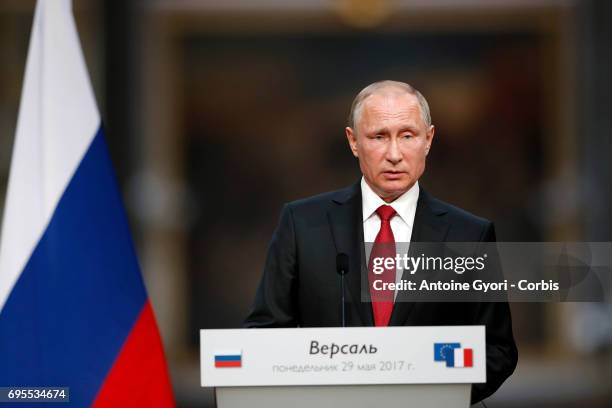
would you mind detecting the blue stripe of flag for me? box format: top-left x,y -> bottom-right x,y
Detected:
0,127 -> 146,407
215,355 -> 241,361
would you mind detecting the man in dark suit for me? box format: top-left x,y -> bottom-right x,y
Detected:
244,80 -> 518,404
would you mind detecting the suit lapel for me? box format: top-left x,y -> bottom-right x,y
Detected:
327,182 -> 374,326
388,187 -> 450,326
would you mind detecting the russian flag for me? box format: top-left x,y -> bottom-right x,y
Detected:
0,1 -> 174,406
214,350 -> 242,368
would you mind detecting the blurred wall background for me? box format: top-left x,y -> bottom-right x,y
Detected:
1,0 -> 611,407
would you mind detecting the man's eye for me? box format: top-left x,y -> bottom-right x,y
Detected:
374,135 -> 384,140
403,134 -> 413,139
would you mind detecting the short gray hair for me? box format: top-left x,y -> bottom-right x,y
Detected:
347,80 -> 432,130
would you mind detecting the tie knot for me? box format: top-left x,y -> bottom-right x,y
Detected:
376,205 -> 396,222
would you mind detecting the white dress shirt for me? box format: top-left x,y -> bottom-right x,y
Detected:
361,177 -> 419,295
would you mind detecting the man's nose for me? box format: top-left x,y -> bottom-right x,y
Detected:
386,138 -> 402,164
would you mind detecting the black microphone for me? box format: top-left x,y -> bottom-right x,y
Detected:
336,253 -> 349,327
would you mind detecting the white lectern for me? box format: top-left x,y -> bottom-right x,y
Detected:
201,326 -> 485,408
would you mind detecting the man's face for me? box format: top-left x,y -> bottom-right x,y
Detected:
345,91 -> 434,203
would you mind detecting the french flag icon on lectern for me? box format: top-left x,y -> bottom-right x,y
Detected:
434,343 -> 473,368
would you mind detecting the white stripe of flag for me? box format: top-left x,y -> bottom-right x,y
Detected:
0,0 -> 99,313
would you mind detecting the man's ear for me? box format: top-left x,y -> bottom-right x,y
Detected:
345,127 -> 359,158
425,125 -> 435,155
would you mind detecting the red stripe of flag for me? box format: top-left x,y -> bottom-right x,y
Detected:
464,348 -> 473,368
92,302 -> 175,407
215,360 -> 242,368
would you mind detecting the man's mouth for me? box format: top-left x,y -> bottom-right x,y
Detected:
382,171 -> 405,180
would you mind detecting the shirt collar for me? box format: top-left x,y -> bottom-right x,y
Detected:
361,177 -> 420,225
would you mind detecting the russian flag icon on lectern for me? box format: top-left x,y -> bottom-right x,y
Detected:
215,350 -> 242,368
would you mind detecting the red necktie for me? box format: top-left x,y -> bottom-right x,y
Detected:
368,205 -> 397,327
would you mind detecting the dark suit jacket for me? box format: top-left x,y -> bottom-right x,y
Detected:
244,182 -> 518,404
